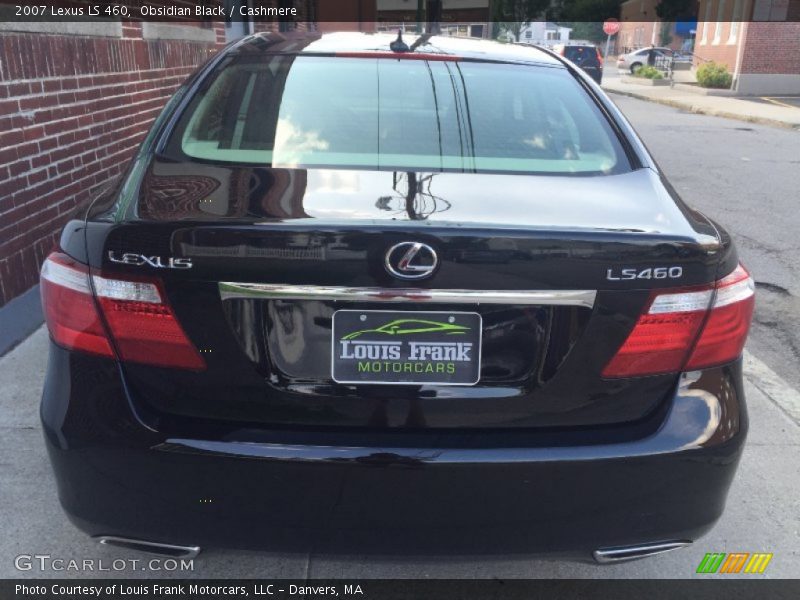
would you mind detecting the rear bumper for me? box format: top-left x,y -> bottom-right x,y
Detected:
41,344 -> 747,558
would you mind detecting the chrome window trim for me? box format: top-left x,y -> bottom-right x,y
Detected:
219,283 -> 596,308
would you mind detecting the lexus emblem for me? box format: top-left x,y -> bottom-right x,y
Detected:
385,242 -> 438,280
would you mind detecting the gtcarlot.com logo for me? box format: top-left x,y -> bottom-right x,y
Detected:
15,554 -> 194,572
696,552 -> 773,574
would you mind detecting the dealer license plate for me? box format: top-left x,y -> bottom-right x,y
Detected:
331,310 -> 482,385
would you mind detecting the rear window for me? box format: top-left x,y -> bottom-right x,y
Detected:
165,55 -> 630,176
563,46 -> 600,66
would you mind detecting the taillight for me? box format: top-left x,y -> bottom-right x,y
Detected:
596,48 -> 604,66
685,265 -> 755,370
602,264 -> 755,378
40,254 -> 114,358
40,252 -> 205,370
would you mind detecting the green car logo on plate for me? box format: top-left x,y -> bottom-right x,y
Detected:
342,319 -> 470,340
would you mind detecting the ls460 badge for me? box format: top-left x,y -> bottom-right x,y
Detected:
606,266 -> 682,281
108,252 -> 192,269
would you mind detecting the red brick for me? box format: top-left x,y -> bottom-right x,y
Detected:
0,130 -> 24,147
0,27 -> 223,308
6,82 -> 30,97
0,147 -> 18,163
8,159 -> 29,177
0,99 -> 19,113
23,126 -> 45,142
26,169 -> 47,186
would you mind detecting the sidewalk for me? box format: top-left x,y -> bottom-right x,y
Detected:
602,76 -> 800,129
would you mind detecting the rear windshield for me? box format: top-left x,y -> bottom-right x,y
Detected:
165,55 -> 630,176
563,46 -> 600,66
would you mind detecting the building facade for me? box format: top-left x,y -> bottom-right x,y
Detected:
517,22 -> 571,46
695,0 -> 800,94
617,0 -> 695,54
0,3 -> 316,308
0,20 -> 227,307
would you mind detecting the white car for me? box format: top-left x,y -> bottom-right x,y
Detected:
617,47 -> 674,73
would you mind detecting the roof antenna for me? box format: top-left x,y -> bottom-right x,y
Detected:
390,29 -> 410,53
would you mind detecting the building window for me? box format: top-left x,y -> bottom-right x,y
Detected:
713,0 -> 726,44
525,30 -> 532,39
728,0 -> 743,43
700,0 -> 714,45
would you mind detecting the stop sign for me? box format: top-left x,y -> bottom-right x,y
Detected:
603,19 -> 621,36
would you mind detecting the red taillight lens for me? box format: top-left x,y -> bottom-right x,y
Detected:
41,254 -> 114,358
596,49 -> 604,66
685,265 -> 755,370
602,264 -> 755,378
40,252 -> 205,371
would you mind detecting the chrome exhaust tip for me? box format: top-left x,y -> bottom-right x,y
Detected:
95,536 -> 201,559
593,540 -> 692,563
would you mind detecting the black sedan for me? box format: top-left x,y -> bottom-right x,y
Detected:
40,32 -> 754,562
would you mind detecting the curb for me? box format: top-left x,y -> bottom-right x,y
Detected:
605,88 -> 800,130
744,351 -> 800,426
0,284 -> 44,358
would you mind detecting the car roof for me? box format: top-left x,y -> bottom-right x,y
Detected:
229,31 -> 563,67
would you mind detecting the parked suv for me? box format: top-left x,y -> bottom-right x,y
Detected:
553,43 -> 604,83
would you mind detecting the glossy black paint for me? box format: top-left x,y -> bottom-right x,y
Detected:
75,158 -> 727,430
43,32 -> 748,556
41,342 -> 746,556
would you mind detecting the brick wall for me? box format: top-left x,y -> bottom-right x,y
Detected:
739,21 -> 800,74
694,0 -> 741,69
695,0 -> 800,73
693,25 -> 740,70
0,22 -> 225,307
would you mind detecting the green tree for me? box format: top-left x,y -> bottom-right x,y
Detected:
558,21 -> 607,43
492,0 -> 551,42
550,0 -> 621,21
549,0 -> 621,43
655,0 -> 697,20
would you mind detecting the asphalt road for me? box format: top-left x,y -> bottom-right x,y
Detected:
1,94 -> 799,579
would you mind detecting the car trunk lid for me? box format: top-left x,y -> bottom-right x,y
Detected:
84,164 -> 722,432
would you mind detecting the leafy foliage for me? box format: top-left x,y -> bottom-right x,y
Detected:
492,0 -> 551,41
656,0 -> 697,21
633,65 -> 664,79
696,62 -> 733,88
558,21 -> 607,43
550,0 -> 621,42
550,0 -> 621,21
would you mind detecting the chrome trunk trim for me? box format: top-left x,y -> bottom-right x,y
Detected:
219,283 -> 596,308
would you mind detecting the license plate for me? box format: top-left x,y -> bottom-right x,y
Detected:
331,310 -> 482,386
